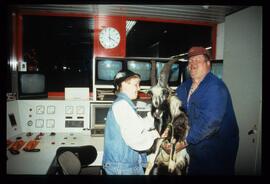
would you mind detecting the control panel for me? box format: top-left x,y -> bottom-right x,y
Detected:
16,100 -> 90,134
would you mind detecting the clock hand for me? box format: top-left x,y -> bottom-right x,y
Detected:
108,30 -> 111,40
110,37 -> 116,43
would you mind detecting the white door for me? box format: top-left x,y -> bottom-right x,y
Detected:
223,6 -> 262,175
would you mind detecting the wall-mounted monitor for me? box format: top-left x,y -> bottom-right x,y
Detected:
18,71 -> 48,99
211,59 -> 223,79
183,65 -> 191,81
95,58 -> 124,85
127,60 -> 151,86
156,61 -> 187,87
94,57 -> 189,89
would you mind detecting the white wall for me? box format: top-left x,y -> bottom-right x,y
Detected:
216,23 -> 225,60
223,6 -> 262,175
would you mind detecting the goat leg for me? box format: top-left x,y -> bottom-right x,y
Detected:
168,142 -> 177,173
145,138 -> 164,175
175,148 -> 190,175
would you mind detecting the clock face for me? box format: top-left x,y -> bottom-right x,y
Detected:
99,27 -> 121,49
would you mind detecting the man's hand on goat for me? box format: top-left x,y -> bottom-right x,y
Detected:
175,141 -> 188,152
162,140 -> 187,154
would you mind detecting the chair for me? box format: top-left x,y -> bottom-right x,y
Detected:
55,145 -> 101,175
57,151 -> 81,175
56,145 -> 97,168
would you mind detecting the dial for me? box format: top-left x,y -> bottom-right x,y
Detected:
76,106 -> 85,114
27,120 -> 33,126
35,119 -> 44,128
36,105 -> 45,114
47,106 -> 56,114
65,106 -> 73,114
99,27 -> 120,49
46,119 -> 55,128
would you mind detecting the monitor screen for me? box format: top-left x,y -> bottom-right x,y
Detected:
211,62 -> 223,79
96,58 -> 123,84
127,60 -> 151,86
95,107 -> 110,125
18,72 -> 47,99
156,62 -> 181,85
90,102 -> 112,128
183,66 -> 191,81
127,60 -> 151,81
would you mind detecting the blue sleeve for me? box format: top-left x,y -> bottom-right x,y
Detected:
176,83 -> 188,111
186,84 -> 228,144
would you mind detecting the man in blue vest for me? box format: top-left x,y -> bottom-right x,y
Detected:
176,47 -> 239,175
102,69 -> 160,175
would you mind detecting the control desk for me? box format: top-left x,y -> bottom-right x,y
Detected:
6,99 -> 104,175
7,132 -> 104,174
6,99 -> 151,175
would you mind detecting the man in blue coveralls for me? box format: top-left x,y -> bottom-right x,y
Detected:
176,46 -> 239,175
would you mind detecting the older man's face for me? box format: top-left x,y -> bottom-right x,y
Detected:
188,55 -> 210,81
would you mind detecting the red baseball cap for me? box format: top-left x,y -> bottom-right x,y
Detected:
188,47 -> 210,59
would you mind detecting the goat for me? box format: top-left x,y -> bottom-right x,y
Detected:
145,58 -> 189,175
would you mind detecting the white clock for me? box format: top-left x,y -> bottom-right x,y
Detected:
99,27 -> 121,49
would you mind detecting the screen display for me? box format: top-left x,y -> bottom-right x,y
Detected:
127,60 -> 151,81
184,65 -> 191,81
65,120 -> 84,128
97,60 -> 122,81
211,63 -> 223,79
18,72 -> 47,99
20,74 -> 45,93
95,107 -> 110,125
156,62 -> 180,82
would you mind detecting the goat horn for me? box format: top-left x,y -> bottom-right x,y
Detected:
158,57 -> 178,87
150,59 -> 157,86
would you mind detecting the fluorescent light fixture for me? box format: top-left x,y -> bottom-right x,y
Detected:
126,20 -> 136,35
178,58 -> 188,62
202,5 -> 210,9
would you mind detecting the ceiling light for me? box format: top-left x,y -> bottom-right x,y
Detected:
126,20 -> 136,35
202,5 -> 209,9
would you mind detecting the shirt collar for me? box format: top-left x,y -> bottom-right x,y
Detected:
116,92 -> 136,109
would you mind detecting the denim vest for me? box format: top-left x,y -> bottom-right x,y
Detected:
102,93 -> 147,175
